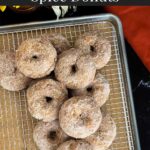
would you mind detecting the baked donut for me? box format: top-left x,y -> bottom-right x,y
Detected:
85,114 -> 117,150
59,96 -> 102,138
16,36 -> 57,79
75,32 -> 111,69
42,33 -> 71,54
55,48 -> 96,89
0,51 -> 31,91
57,140 -> 93,150
33,120 -> 69,150
72,73 -> 110,107
27,79 -> 68,122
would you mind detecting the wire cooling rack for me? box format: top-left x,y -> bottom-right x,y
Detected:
0,15 -> 139,150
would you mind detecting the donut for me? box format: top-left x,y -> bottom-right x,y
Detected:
16,36 -> 57,79
72,73 -> 110,107
27,79 -> 68,122
75,32 -> 111,69
85,114 -> 117,150
42,33 -> 71,54
57,140 -> 93,150
0,51 -> 31,91
59,96 -> 102,138
55,48 -> 96,89
33,120 -> 69,150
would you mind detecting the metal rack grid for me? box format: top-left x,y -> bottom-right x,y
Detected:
0,20 -> 134,150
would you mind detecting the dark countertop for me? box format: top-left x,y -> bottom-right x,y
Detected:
0,6 -> 150,150
126,42 -> 150,150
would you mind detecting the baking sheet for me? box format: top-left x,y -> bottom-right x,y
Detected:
0,15 -> 139,150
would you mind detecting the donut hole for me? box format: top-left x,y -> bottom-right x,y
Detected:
13,67 -> 17,73
90,45 -> 97,56
87,86 -> 93,93
80,113 -> 84,118
45,96 -> 53,103
32,55 -> 38,60
71,65 -> 78,74
79,113 -> 91,126
90,45 -> 95,52
48,131 -> 57,141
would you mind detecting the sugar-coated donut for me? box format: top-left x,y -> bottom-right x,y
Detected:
55,48 -> 96,89
72,73 -> 110,107
59,96 -> 102,138
27,79 -> 68,122
33,120 -> 69,150
57,140 -> 93,150
42,33 -> 71,54
0,51 -> 31,91
85,114 -> 116,150
75,32 -> 111,69
16,36 -> 57,79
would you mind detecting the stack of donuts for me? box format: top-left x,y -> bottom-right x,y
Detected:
0,32 -> 116,150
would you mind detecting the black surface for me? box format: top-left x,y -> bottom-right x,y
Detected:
126,42 -> 150,150
0,6 -> 150,150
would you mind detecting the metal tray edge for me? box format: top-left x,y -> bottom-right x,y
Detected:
0,14 -> 141,150
0,14 -> 128,33
111,14 -> 141,150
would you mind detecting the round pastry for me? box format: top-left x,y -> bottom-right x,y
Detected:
33,120 -> 69,150
72,73 -> 110,107
75,32 -> 111,69
27,79 -> 68,122
57,140 -> 93,150
42,33 -> 71,54
16,36 -> 57,79
55,48 -> 96,89
0,51 -> 31,91
85,114 -> 117,150
59,96 -> 102,138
